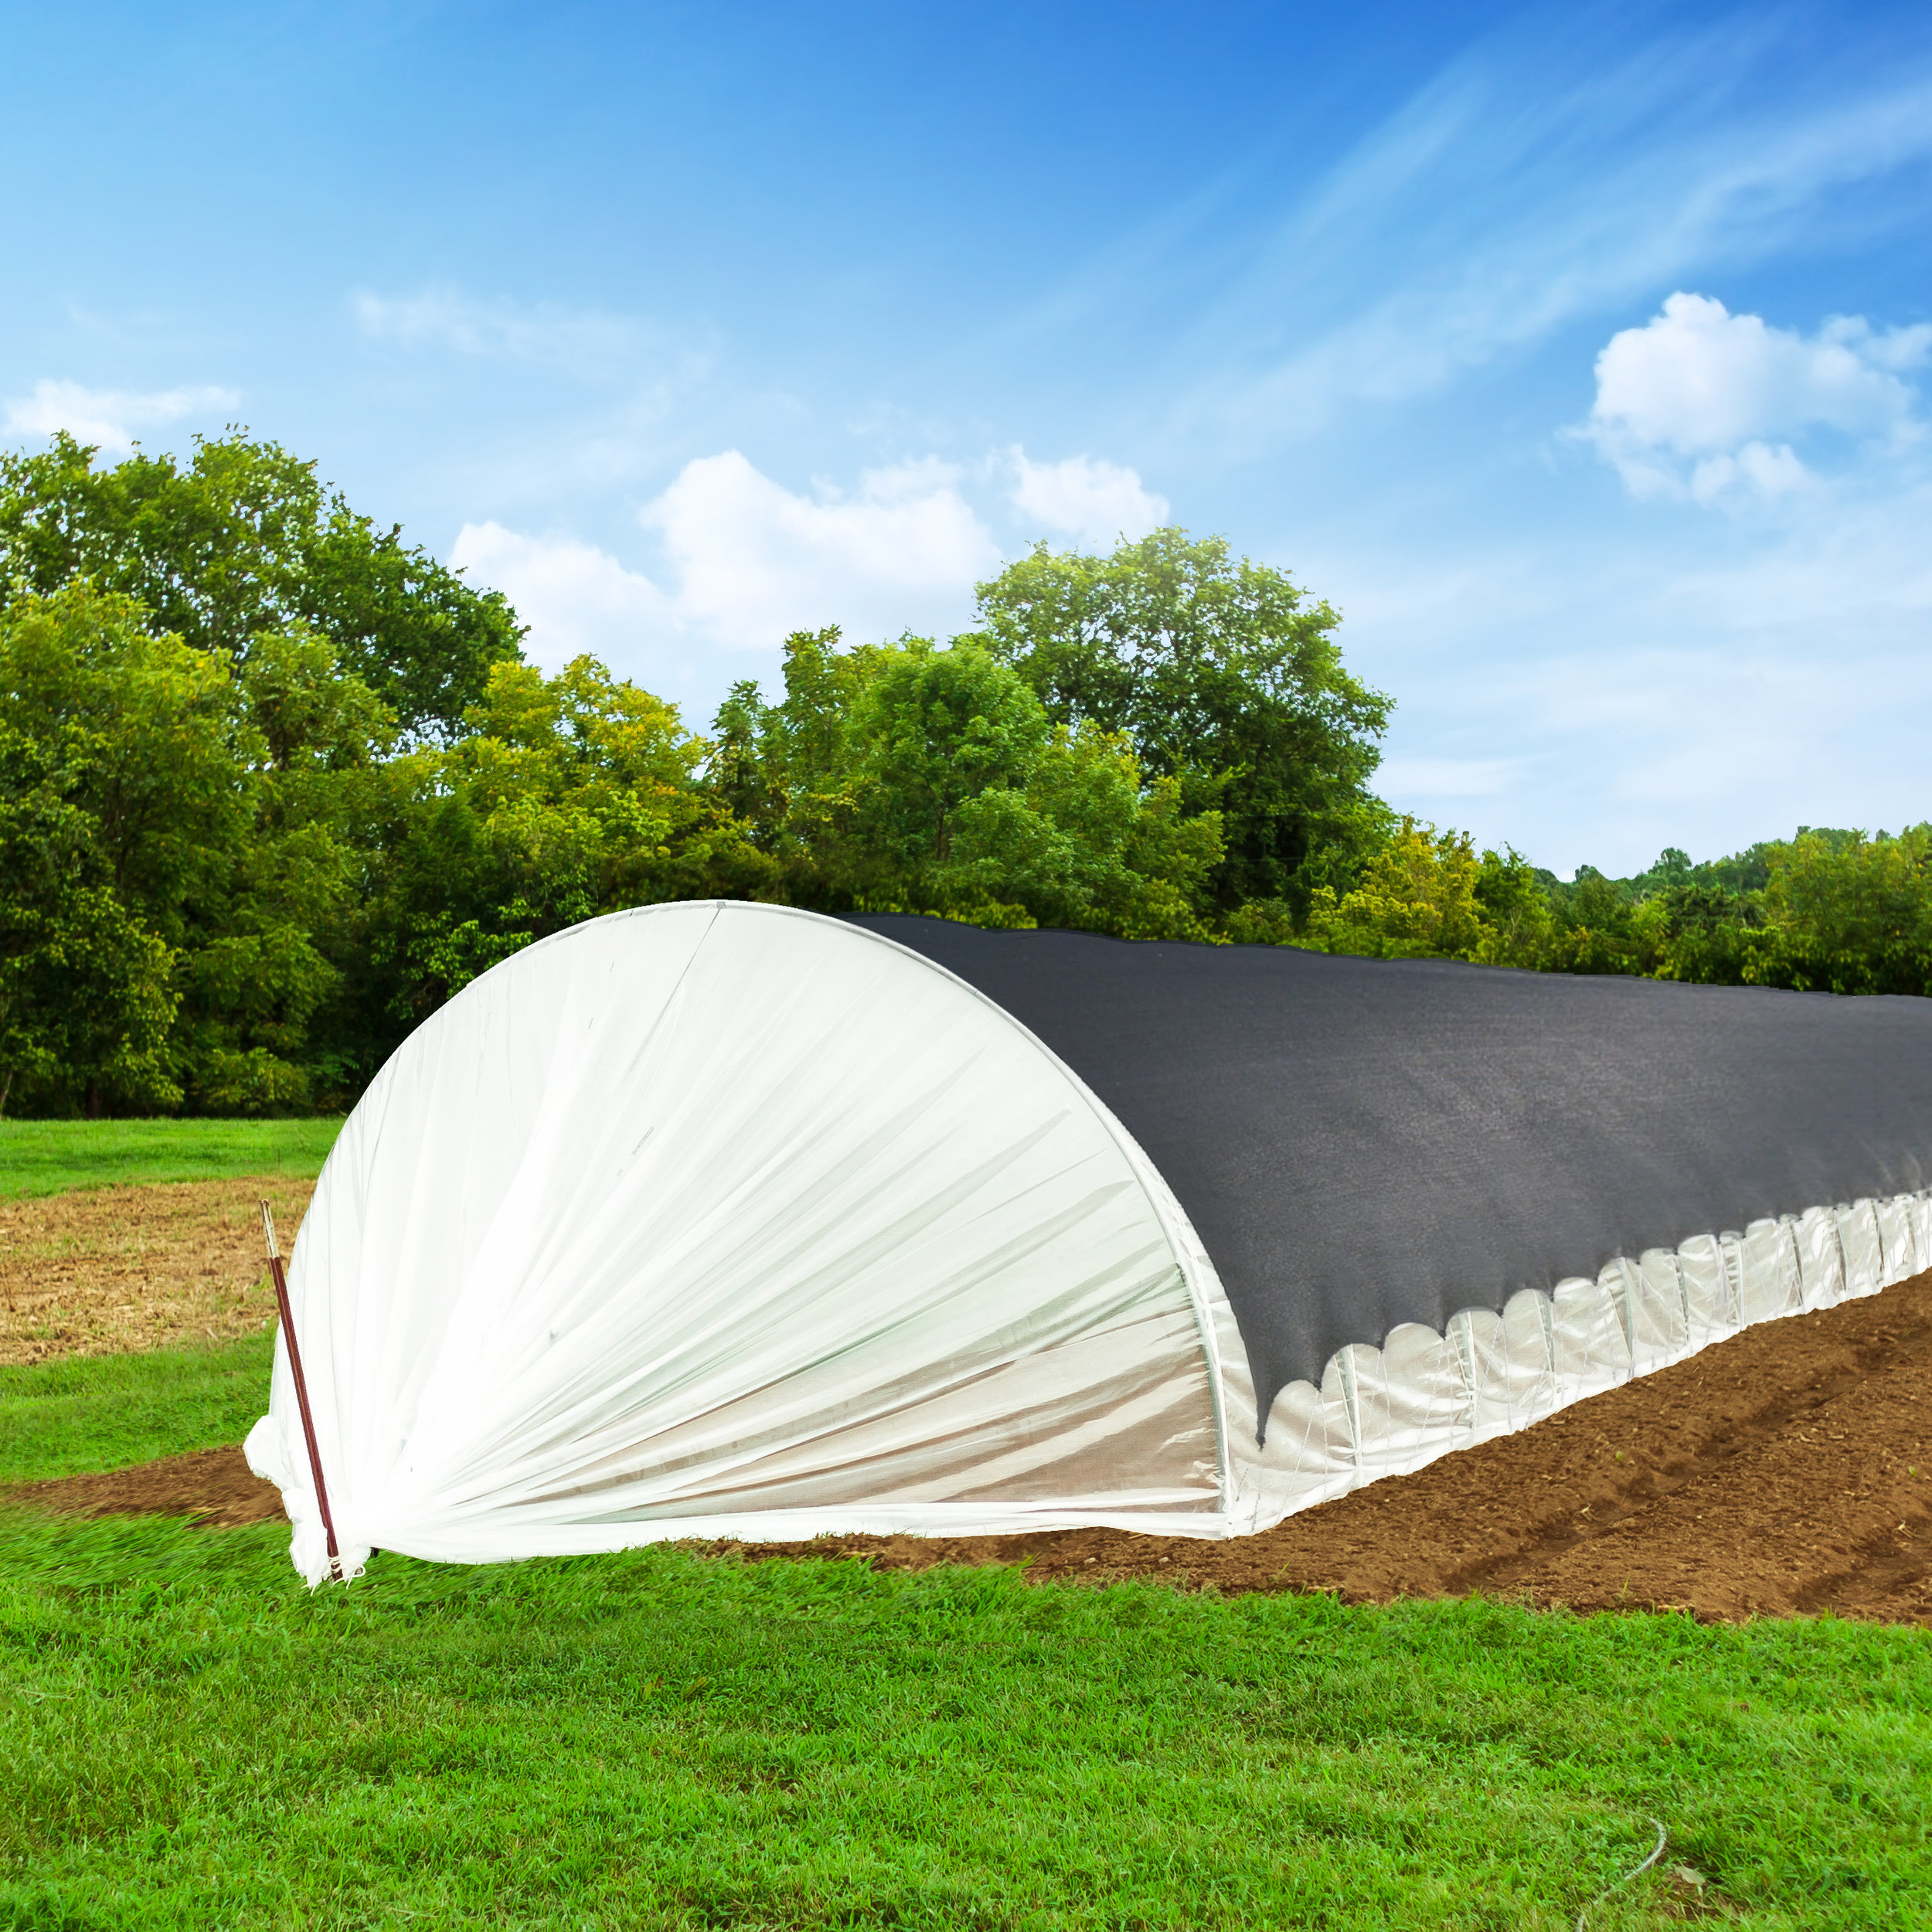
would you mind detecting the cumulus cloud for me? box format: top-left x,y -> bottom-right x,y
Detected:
1008,447 -> 1168,546
1582,293 -> 1930,501
450,451 -> 1007,689
3,378 -> 240,454
448,523 -> 674,674
453,447 -> 1173,685
644,451 -> 1000,650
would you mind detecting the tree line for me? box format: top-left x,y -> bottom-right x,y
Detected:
3,432 -> 1927,1118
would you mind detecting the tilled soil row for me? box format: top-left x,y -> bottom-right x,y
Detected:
0,1177 -> 312,1365
13,1265 -> 1932,1624
730,1269 -> 1932,1622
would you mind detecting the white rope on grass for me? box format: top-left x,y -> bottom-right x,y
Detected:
1576,1819 -> 1667,1931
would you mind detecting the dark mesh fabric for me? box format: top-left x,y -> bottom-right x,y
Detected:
847,916 -> 1932,1424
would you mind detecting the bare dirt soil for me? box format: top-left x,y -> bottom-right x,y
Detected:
0,1176 -> 312,1366
740,1267 -> 1932,1624
12,1237 -> 1932,1624
10,1446 -> 288,1528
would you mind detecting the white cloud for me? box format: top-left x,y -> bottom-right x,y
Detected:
1167,28 -> 1932,442
452,447 -> 1172,688
1311,458 -> 1932,876
450,450 -> 1005,692
643,451 -> 999,651
353,287 -> 672,379
1008,447 -> 1168,546
1582,292 -> 1930,500
3,378 -> 240,454
448,522 -> 674,674
1684,440 -> 1811,506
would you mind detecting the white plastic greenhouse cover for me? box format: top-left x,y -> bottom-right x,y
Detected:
249,900 -> 1932,1585
247,902 -> 1257,1584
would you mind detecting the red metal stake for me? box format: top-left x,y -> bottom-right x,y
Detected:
260,1201 -> 343,1581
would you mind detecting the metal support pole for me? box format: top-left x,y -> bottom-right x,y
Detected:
260,1201 -> 342,1580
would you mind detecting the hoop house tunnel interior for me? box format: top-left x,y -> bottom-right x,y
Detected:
247,902 -> 1932,1584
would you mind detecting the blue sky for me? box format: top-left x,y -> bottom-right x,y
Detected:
6,1 -> 1931,875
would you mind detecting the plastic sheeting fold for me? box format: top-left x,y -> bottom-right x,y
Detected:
247,903 -> 1242,1583
1224,1189 -> 1931,1525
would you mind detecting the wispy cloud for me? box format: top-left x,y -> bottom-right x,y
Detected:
352,286 -> 702,383
1168,17 -> 1932,440
1321,456 -> 1932,874
3,378 -> 240,454
1376,756 -> 1526,803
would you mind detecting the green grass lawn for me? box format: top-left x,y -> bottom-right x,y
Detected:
0,1335 -> 275,1485
0,1117 -> 345,1198
3,1345 -> 1929,1927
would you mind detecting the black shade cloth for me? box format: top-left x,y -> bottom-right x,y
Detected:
848,917 -> 1932,1424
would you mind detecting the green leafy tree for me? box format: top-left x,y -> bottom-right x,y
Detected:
0,720 -> 177,1116
0,585 -> 236,1112
706,628 -> 902,903
1764,826 -> 1932,958
941,724 -> 1225,939
1298,821 -> 1580,968
0,583 -> 242,949
1472,845 -> 1555,965
1302,818 -> 1491,960
0,431 -> 524,736
1545,832 -> 1932,995
1547,876 -> 1668,977
180,624 -> 397,1111
847,638 -> 1049,870
0,582 -> 397,1114
363,656 -> 777,1026
1712,827 -> 1932,996
971,529 -> 1393,909
709,631 -> 1227,937
708,679 -> 790,843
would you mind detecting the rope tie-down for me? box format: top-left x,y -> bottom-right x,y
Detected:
260,1201 -> 343,1582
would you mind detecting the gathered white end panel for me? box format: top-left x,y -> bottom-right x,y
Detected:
1220,1189 -> 1932,1531
247,903 -> 1233,1583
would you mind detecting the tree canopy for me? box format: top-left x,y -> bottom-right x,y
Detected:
969,529 -> 1393,910
0,433 -> 526,738
706,628 -> 1226,938
3,426 -> 1927,1119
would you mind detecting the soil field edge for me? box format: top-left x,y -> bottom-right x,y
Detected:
15,1270 -> 1932,1624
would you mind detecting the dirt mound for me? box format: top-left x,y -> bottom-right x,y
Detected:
12,1446 -> 287,1529
0,1175 -> 313,1366
730,1268 -> 1932,1624
16,1270 -> 1931,1622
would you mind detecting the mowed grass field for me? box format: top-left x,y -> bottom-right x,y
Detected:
2,1126 -> 1930,1927
0,1117 -> 344,1199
